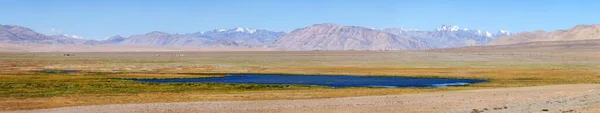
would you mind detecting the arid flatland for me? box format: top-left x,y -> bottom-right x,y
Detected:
1,49 -> 600,112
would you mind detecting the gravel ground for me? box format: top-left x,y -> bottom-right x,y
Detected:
5,84 -> 600,113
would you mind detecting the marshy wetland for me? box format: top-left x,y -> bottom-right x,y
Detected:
1,51 -> 600,111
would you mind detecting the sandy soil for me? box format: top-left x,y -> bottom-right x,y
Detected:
4,84 -> 600,113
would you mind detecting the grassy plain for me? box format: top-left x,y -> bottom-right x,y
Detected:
1,50 -> 600,111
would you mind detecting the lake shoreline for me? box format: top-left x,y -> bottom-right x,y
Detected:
133,74 -> 488,88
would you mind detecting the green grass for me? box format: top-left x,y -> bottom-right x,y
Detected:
0,73 -> 320,98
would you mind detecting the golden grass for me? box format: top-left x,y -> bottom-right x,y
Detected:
1,85 -> 466,111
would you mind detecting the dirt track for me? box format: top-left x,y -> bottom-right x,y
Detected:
6,84 -> 600,113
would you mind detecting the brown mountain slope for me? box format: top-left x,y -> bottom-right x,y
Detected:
0,25 -> 88,45
273,23 -> 429,50
489,24 -> 600,45
0,25 -> 55,44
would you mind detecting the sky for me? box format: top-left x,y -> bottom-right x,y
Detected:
1,0 -> 599,40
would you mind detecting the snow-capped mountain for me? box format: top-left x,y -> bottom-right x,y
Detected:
435,25 -> 509,38
497,30 -> 511,36
234,27 -> 257,33
84,35 -> 127,45
1,24 -> 511,51
199,27 -> 258,34
436,25 -> 461,31
383,25 -> 511,48
194,27 -> 285,45
110,28 -> 284,47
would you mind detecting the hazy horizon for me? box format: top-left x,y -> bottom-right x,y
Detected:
1,0 -> 599,39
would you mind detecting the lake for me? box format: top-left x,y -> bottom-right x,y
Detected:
134,74 -> 487,88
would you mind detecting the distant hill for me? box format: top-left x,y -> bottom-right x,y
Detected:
0,25 -> 284,49
84,35 -> 127,45
0,25 -> 82,44
118,28 -> 283,48
194,28 -> 285,46
118,31 -> 211,46
489,24 -> 600,45
0,23 -> 531,51
273,23 -> 429,50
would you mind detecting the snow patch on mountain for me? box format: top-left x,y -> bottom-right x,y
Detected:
234,27 -> 257,33
437,25 -> 460,31
499,30 -> 510,35
62,34 -> 84,39
485,31 -> 493,37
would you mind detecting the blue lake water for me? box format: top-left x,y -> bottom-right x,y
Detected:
134,74 -> 487,88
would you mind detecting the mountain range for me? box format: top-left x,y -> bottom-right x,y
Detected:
273,23 -> 429,50
383,25 -> 510,48
0,24 -> 284,49
488,24 -> 600,45
0,25 -> 77,45
0,23 -> 517,51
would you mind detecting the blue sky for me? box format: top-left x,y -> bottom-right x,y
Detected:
1,0 -> 599,40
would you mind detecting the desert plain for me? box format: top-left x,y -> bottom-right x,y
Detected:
1,42 -> 600,113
